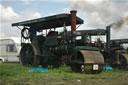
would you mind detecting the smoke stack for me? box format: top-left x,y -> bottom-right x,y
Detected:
106,25 -> 111,49
70,10 -> 77,35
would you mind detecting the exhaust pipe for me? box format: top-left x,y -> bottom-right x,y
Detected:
70,10 -> 77,35
106,25 -> 111,49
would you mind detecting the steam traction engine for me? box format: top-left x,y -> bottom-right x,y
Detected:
76,26 -> 128,69
12,10 -> 104,73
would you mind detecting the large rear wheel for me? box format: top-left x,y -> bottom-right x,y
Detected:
19,43 -> 40,67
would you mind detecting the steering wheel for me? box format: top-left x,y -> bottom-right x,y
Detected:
21,27 -> 30,39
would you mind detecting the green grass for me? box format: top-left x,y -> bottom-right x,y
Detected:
0,63 -> 128,85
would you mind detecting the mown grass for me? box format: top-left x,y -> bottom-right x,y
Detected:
0,63 -> 128,85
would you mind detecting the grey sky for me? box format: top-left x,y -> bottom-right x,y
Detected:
0,0 -> 128,40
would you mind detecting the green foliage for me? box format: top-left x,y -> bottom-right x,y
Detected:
0,63 -> 128,85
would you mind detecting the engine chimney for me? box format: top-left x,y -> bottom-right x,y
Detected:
70,10 -> 77,35
106,25 -> 111,49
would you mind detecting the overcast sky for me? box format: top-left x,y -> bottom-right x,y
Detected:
0,0 -> 128,39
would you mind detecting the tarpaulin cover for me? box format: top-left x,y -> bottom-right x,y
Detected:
29,68 -> 48,72
103,66 -> 113,71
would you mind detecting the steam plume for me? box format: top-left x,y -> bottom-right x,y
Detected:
69,0 -> 128,28
69,0 -> 128,39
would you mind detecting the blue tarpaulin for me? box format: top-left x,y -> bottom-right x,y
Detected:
103,66 -> 113,71
29,68 -> 48,72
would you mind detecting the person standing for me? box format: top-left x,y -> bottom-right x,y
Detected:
29,26 -> 37,42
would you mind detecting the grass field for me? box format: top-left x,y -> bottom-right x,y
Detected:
0,63 -> 128,85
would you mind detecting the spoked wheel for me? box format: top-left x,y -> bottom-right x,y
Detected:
19,43 -> 40,67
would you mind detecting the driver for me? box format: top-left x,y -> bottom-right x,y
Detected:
29,26 -> 37,42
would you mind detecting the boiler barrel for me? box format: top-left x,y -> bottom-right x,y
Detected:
50,45 -> 72,55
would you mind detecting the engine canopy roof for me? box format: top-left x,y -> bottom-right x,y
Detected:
12,13 -> 84,30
